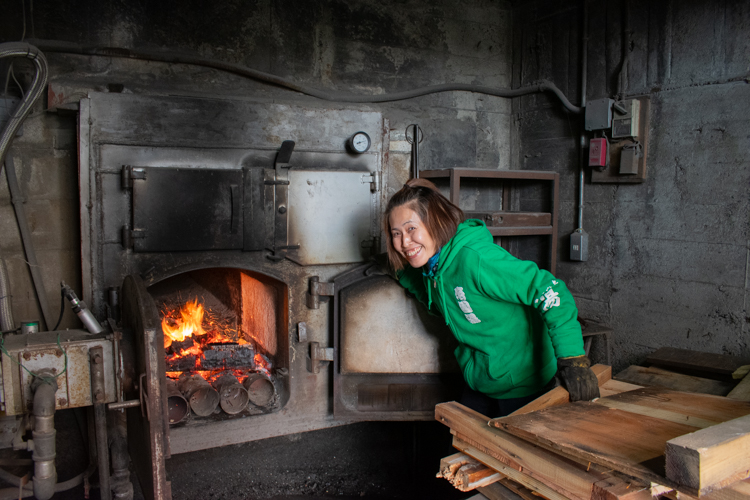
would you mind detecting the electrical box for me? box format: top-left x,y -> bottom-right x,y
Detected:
611,99 -> 640,138
585,98 -> 614,131
591,96 -> 650,184
589,138 -> 608,169
570,229 -> 588,262
619,143 -> 642,175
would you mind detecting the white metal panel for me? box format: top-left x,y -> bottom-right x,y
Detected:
287,170 -> 374,265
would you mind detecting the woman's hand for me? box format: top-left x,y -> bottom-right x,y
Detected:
557,355 -> 601,401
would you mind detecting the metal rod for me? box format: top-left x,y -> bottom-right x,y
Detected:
107,400 -> 140,411
577,1 -> 589,231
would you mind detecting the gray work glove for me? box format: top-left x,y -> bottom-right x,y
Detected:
557,355 -> 600,402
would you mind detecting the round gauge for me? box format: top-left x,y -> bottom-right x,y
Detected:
347,131 -> 371,154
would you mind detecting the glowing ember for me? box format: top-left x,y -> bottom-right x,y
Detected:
161,297 -> 270,379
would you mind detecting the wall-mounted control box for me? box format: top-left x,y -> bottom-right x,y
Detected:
611,99 -> 641,139
570,229 -> 588,262
589,138 -> 608,169
591,96 -> 650,184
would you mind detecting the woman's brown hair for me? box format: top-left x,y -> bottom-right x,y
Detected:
384,178 -> 464,271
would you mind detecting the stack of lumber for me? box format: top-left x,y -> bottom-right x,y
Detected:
435,351 -> 750,500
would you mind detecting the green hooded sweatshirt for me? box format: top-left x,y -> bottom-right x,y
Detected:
397,219 -> 585,399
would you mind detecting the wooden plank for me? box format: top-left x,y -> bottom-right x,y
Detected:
453,436 -> 570,500
593,387 -> 750,429
646,348 -> 749,378
478,482 -> 527,500
666,414 -> 750,495
599,380 -> 643,397
464,211 -> 552,227
437,401 -> 643,500
668,479 -> 750,500
510,364 -> 612,417
494,401 -> 701,492
615,366 -> 735,396
438,452 -> 474,481
728,373 -> 750,402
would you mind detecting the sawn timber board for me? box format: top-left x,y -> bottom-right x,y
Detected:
492,389 -> 750,494
493,402 -> 700,490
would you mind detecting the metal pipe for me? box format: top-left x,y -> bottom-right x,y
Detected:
31,378 -> 58,500
28,39 -> 583,113
0,257 -> 14,332
0,43 -> 48,170
109,409 -> 133,500
577,1 -> 589,231
90,347 -> 112,500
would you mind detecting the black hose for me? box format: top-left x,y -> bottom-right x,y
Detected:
52,286 -> 65,331
28,39 -> 583,114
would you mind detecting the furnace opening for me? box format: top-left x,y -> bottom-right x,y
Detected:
148,268 -> 289,425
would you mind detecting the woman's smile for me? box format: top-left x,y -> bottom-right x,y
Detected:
389,205 -> 437,268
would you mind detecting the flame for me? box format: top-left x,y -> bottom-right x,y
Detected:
162,298 -> 207,347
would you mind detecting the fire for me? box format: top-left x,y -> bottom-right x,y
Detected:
162,298 -> 207,348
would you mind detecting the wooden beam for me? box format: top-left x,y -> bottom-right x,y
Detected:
728,373 -> 750,402
437,401 -> 648,500
452,436 -> 571,500
478,481 -> 526,500
592,387 -> 750,429
646,348 -> 749,378
666,414 -> 750,495
615,366 -> 735,396
509,364 -> 612,417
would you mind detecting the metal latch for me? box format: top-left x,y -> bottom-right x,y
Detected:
306,276 -> 334,309
360,172 -> 381,192
121,165 -> 147,189
310,342 -> 334,374
121,226 -> 146,249
361,236 -> 381,252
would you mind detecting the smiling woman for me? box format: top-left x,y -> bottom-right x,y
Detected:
382,178 -> 600,418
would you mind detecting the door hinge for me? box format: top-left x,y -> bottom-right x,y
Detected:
309,342 -> 334,374
306,276 -> 335,309
121,165 -> 147,189
360,236 -> 381,252
361,172 -> 380,193
121,226 -> 146,249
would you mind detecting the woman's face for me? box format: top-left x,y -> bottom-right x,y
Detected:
389,205 -> 438,268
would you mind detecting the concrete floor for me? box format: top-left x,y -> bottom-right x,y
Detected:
1,415 -> 468,500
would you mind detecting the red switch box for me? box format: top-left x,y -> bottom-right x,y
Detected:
589,137 -> 608,168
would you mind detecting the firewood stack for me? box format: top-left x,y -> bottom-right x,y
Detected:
436,348 -> 750,500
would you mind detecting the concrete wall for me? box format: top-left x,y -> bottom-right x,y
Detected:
0,0 -> 513,330
513,0 -> 750,371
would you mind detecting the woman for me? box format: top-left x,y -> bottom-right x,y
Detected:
385,178 -> 599,418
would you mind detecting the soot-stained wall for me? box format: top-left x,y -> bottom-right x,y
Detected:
0,0 -> 513,330
513,0 -> 750,371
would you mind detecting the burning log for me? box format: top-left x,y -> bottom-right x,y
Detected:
168,336 -> 194,355
166,379 -> 190,424
166,354 -> 198,372
178,373 -> 220,417
202,343 -> 255,370
243,373 -> 276,408
212,373 -> 249,415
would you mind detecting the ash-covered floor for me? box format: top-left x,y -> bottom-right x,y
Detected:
1,413 -> 468,499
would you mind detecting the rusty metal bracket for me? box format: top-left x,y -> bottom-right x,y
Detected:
138,373 -> 149,420
306,276 -> 335,309
309,342 -> 334,374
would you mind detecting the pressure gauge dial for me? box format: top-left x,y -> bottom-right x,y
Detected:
347,131 -> 371,154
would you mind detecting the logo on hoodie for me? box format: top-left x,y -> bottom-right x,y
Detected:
454,287 -> 481,324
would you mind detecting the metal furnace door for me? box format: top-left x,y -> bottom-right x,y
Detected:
332,264 -> 461,421
121,274 -> 172,500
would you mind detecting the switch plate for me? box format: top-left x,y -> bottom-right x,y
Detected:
589,138 -> 608,168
